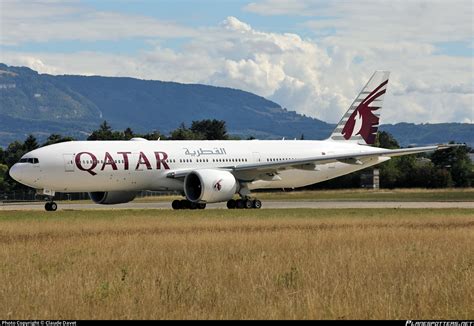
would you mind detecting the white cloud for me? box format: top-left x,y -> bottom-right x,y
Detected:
0,1 -> 197,45
245,0 -> 473,45
244,0 -> 318,16
1,2 -> 472,124
245,0 -> 474,124
221,16 -> 252,32
383,92 -> 474,124
303,1 -> 472,43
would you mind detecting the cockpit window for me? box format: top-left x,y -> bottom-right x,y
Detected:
19,158 -> 39,164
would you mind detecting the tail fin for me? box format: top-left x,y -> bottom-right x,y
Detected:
330,71 -> 390,145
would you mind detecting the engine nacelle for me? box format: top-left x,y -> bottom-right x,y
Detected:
89,191 -> 137,205
184,169 -> 238,203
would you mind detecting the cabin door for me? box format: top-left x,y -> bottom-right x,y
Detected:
63,154 -> 75,172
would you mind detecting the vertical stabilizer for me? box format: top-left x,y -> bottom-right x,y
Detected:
330,71 -> 390,145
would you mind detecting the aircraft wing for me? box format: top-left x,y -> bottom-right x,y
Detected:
167,144 -> 454,180
233,145 -> 451,173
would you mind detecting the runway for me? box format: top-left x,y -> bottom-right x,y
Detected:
1,200 -> 473,210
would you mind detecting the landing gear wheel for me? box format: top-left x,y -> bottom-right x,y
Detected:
252,199 -> 262,209
227,199 -> 236,209
180,199 -> 189,209
173,200 -> 206,210
236,199 -> 245,209
45,202 -> 57,211
244,199 -> 253,209
172,200 -> 181,210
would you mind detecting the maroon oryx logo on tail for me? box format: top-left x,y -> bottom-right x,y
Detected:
213,179 -> 223,191
341,79 -> 388,144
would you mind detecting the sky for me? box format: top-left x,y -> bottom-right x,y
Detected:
0,0 -> 473,124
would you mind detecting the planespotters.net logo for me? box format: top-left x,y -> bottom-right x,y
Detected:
406,321 -> 473,326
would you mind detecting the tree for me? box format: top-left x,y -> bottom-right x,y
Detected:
87,121 -> 125,140
374,131 -> 403,188
2,140 -> 30,192
396,155 -> 418,187
42,134 -> 74,147
140,131 -> 167,141
379,159 -> 401,189
430,168 -> 453,188
375,131 -> 399,149
4,141 -> 25,167
409,160 -> 453,188
0,147 -> 5,164
190,119 -> 228,140
431,144 -> 473,187
170,123 -> 200,140
169,120 -> 229,140
23,135 -> 39,152
0,164 -> 9,191
123,127 -> 134,140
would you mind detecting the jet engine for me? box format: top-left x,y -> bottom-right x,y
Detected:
184,169 -> 238,203
89,191 -> 137,205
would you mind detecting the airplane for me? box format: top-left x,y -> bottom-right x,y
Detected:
9,71 -> 453,211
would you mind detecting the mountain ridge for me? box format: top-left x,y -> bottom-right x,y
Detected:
0,63 -> 472,148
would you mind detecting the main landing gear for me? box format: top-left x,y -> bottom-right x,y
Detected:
226,198 -> 262,209
172,199 -> 206,210
45,201 -> 58,211
171,198 -> 262,210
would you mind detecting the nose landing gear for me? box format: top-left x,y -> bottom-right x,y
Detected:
36,189 -> 58,211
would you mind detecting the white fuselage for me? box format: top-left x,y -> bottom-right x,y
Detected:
10,139 -> 388,193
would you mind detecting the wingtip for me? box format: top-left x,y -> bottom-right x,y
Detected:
437,143 -> 465,150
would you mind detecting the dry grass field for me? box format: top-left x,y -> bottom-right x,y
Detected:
0,208 -> 472,319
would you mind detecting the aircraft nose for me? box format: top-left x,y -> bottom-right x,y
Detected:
9,164 -> 23,182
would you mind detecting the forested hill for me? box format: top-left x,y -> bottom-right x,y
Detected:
381,123 -> 473,147
0,63 -> 472,147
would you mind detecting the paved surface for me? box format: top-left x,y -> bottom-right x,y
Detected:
1,200 -> 473,210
